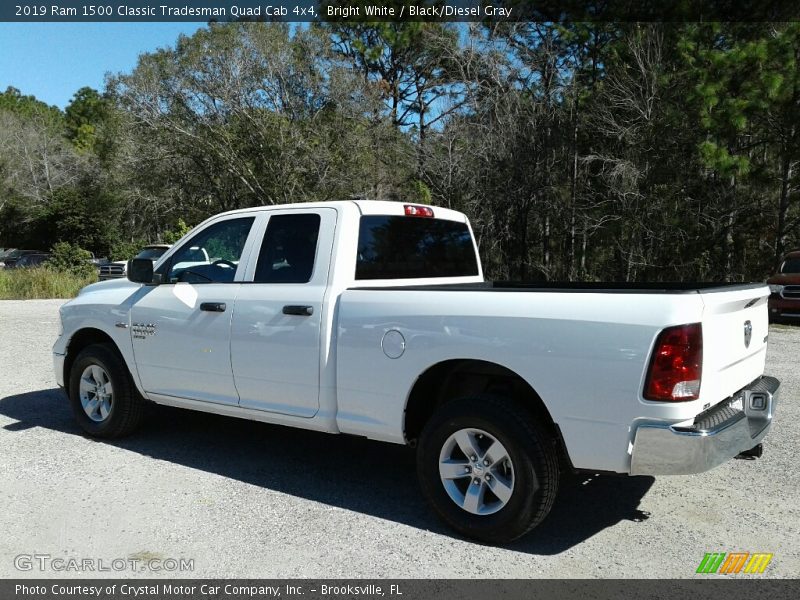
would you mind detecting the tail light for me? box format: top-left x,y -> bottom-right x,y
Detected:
404,204 -> 434,217
644,323 -> 703,401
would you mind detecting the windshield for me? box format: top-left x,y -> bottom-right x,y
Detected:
136,247 -> 168,260
780,258 -> 800,274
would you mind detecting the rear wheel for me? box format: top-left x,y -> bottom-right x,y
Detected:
68,343 -> 144,438
417,395 -> 559,544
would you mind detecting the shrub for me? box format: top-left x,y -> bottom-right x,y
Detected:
162,219 -> 191,244
110,240 -> 146,262
47,241 -> 96,278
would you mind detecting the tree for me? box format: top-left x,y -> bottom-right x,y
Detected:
325,16 -> 465,177
64,87 -> 112,153
108,22 -> 415,232
0,103 -> 88,207
2,22 -> 798,283
689,23 -> 800,272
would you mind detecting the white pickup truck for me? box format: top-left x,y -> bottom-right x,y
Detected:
53,201 -> 780,543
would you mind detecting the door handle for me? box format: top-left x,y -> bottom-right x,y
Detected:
283,305 -> 313,316
200,302 -> 226,312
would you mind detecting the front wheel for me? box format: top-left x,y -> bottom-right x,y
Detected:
417,395 -> 559,544
68,343 -> 144,438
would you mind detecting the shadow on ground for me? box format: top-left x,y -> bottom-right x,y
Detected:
0,388 -> 653,554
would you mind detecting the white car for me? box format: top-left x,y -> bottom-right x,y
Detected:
53,201 -> 780,543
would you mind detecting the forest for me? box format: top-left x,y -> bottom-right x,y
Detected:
1,21 -> 798,282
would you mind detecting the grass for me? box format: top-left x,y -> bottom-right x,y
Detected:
0,268 -> 97,300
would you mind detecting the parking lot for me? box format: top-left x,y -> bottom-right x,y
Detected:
0,299 -> 798,578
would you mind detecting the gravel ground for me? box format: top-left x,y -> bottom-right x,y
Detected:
0,299 -> 797,579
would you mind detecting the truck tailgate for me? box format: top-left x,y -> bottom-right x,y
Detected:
700,285 -> 770,405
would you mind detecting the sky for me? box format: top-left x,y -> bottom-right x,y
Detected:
0,23 -> 205,109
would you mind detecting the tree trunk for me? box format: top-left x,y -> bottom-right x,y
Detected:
725,175 -> 736,281
775,145 -> 793,269
542,209 -> 550,278
569,101 -> 579,279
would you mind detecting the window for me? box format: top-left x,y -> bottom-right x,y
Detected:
254,214 -> 321,284
780,258 -> 800,274
163,217 -> 255,284
136,246 -> 169,261
356,216 -> 479,280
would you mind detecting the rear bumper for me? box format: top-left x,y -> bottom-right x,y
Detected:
630,375 -> 780,475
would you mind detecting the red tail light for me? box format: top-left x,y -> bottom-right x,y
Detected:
644,323 -> 703,401
404,204 -> 434,217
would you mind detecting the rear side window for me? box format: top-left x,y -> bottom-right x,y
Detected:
356,216 -> 479,280
254,213 -> 321,283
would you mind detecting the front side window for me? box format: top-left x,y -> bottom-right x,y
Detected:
254,214 -> 321,284
164,217 -> 255,284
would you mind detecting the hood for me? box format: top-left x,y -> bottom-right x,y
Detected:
79,277 -> 140,296
59,277 -> 144,314
767,273 -> 800,285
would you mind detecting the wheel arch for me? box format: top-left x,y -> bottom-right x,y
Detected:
403,359 -> 563,453
64,328 -> 127,389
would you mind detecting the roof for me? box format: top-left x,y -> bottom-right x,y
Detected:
209,200 -> 468,223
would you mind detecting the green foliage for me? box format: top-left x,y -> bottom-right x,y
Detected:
698,141 -> 751,176
0,86 -> 62,121
162,219 -> 192,244
110,240 -> 146,262
411,180 -> 432,204
47,242 -> 96,278
65,87 -> 109,148
0,268 -> 96,300
20,187 -> 120,257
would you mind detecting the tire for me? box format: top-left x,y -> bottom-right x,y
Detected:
417,395 -> 559,544
68,343 -> 144,438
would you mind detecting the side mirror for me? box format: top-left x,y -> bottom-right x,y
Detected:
127,258 -> 161,285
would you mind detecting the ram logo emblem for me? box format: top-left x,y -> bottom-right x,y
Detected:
743,320 -> 752,348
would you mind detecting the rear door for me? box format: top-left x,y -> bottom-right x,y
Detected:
700,285 -> 770,404
230,208 -> 336,417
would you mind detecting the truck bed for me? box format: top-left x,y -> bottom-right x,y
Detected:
337,279 -> 770,473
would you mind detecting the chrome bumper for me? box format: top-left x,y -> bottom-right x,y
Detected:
630,375 -> 780,475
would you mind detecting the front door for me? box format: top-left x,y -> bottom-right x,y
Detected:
130,215 -> 258,405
